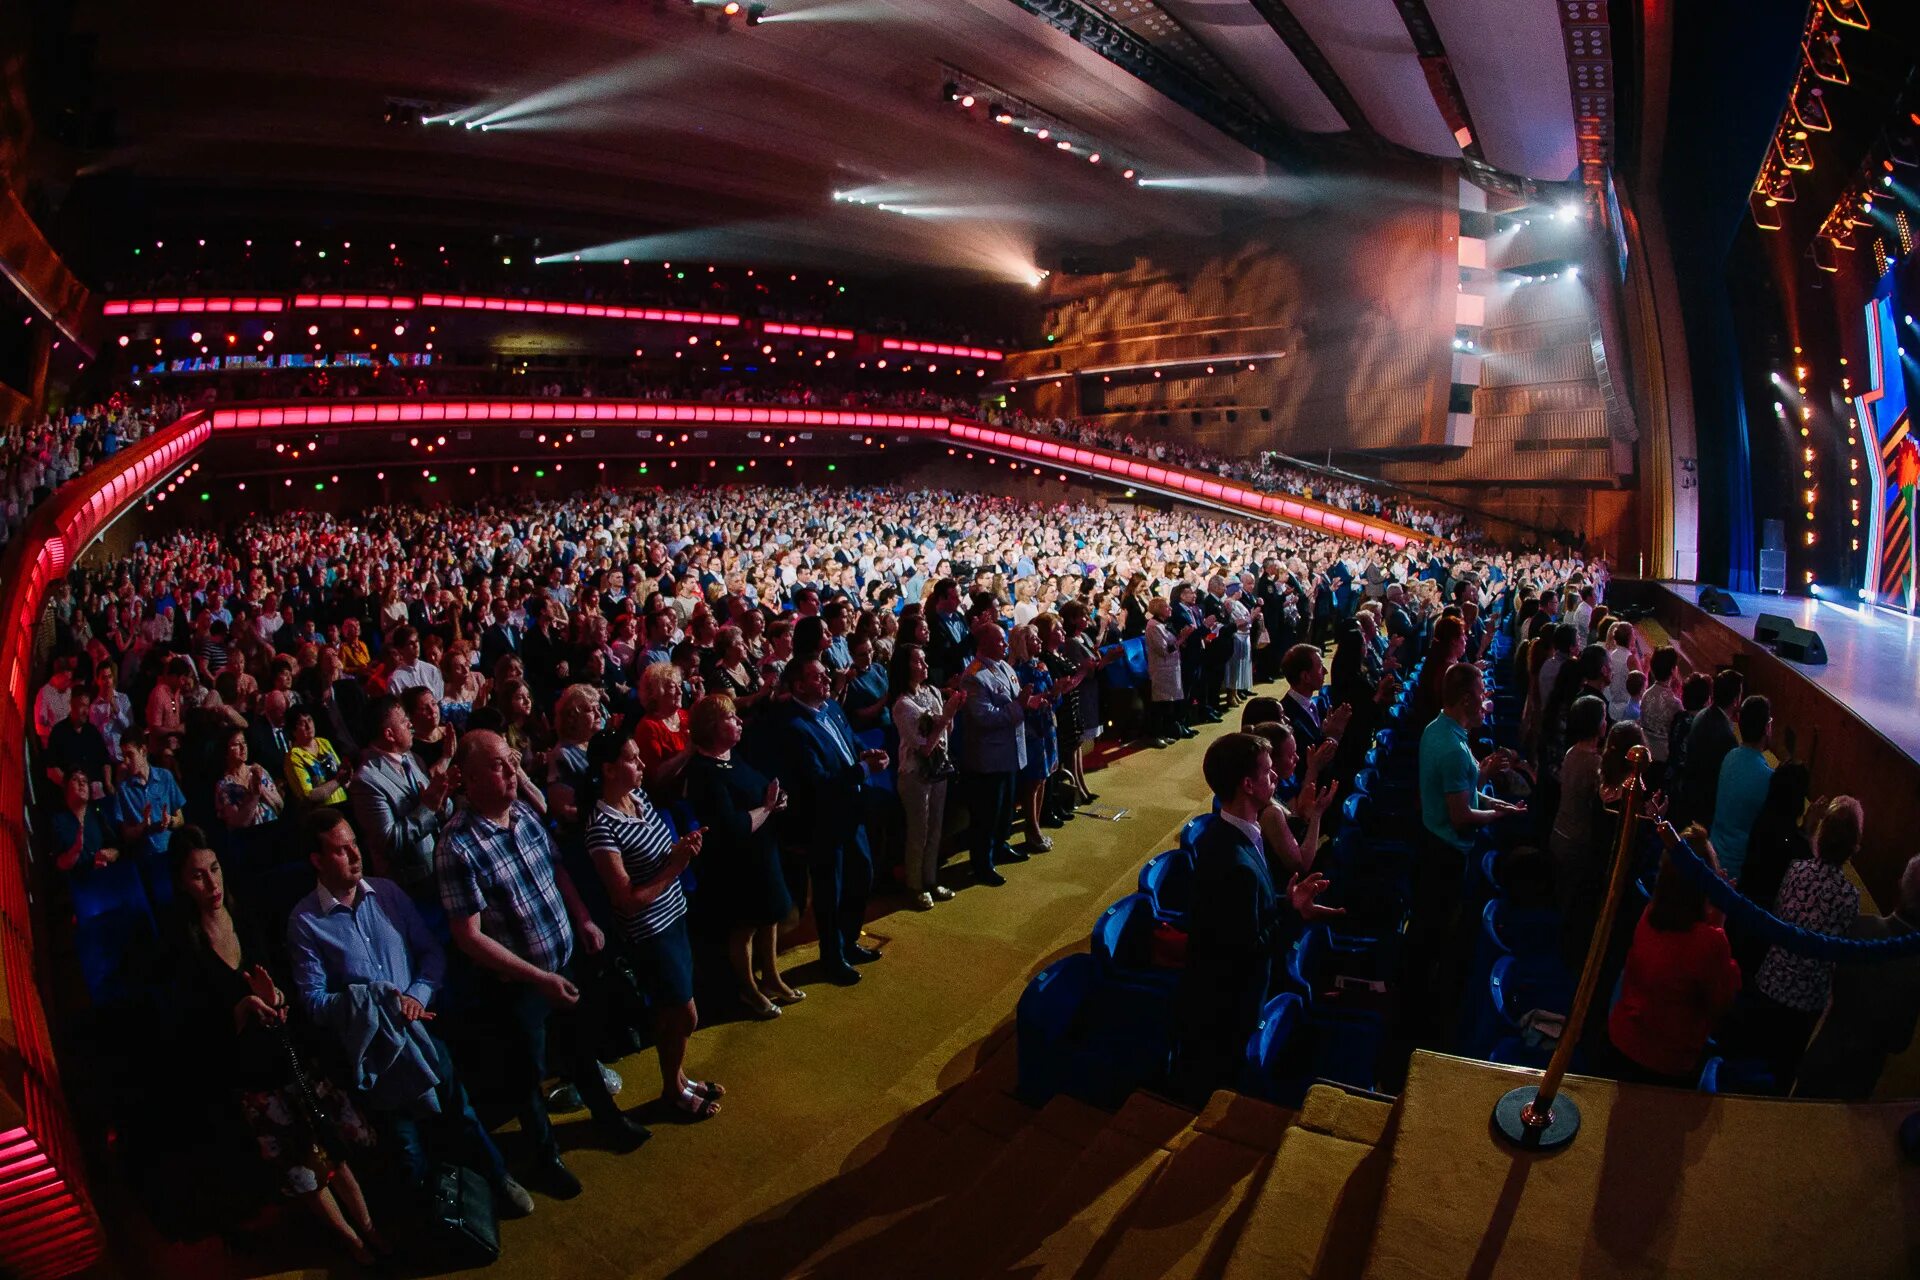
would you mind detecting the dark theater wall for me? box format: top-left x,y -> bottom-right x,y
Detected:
1657,0 -> 1808,592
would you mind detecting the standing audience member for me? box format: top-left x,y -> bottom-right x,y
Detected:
585,731 -> 723,1118
1607,833 -> 1742,1087
1175,732 -> 1339,1100
684,695 -> 801,1017
1679,669 -> 1742,828
285,810 -> 534,1218
889,643 -> 963,908
439,730 -> 649,1201
959,622 -> 1031,885
1708,695 -> 1775,886
774,659 -> 888,981
349,697 -> 457,896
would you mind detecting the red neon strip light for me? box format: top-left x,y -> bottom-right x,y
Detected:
291,294 -> 416,310
102,297 -> 285,317
416,294 -> 742,326
879,337 -> 1005,361
203,399 -> 1408,546
763,322 -> 856,340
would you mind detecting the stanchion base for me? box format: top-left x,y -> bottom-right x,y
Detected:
1493,1086 -> 1580,1150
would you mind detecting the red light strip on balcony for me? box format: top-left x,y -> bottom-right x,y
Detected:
763,322 -> 855,341
102,297 -> 285,316
417,294 -> 741,326
292,294 -> 416,310
880,338 -> 1004,361
0,416 -> 208,1280
206,399 -> 1410,547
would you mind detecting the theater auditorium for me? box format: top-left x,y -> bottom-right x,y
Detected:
1,0 -> 1917,1276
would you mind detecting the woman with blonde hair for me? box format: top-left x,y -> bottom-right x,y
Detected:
631,661 -> 693,797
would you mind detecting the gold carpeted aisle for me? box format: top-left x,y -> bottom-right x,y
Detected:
501,719 -> 1230,1280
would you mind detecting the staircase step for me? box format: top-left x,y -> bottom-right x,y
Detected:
915,1095 -> 1115,1280
983,1091 -> 1198,1280
801,1074 -> 1041,1279
1079,1091 -> 1297,1280
1221,1085 -> 1397,1280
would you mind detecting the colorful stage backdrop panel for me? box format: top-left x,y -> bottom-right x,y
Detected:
1856,279 -> 1916,610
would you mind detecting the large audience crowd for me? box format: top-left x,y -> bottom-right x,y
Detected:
0,396 -> 185,547
21,461 -> 1913,1268
30,476 -> 1577,1262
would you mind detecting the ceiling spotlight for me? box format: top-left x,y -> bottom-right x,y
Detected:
1036,128 -> 1050,140
308,324 -> 319,335
1056,140 -> 1073,151
961,95 -> 975,108
1122,168 -> 1136,180
1088,153 -> 1100,164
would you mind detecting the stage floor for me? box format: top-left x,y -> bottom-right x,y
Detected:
1656,582 -> 1920,766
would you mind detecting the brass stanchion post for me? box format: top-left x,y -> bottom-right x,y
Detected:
1493,744 -> 1651,1149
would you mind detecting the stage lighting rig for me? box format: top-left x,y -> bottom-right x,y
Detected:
937,65 -> 1140,183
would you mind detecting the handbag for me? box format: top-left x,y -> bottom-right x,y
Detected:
416,1161 -> 501,1268
277,1023 -> 351,1162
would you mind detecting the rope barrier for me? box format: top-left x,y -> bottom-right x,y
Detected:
1664,835 -> 1920,962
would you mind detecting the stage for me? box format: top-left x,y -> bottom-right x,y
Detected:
1620,580 -> 1920,911
1651,582 -> 1920,765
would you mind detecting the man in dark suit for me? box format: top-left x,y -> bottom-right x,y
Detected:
1171,583 -> 1216,725
959,621 -> 1034,885
925,578 -> 969,687
1253,560 -> 1288,685
478,596 -> 522,677
1176,732 -> 1340,1100
1278,644 -> 1352,788
1678,667 -> 1743,828
247,688 -> 294,783
775,658 -> 890,984
301,648 -> 368,761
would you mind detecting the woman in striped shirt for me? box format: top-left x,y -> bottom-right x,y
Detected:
585,730 -> 721,1119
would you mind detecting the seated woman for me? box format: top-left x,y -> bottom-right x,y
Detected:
586,730 -> 720,1119
282,707 -> 351,809
684,694 -> 799,1018
1607,830 -> 1741,1088
169,833 -> 383,1264
1751,797 -> 1864,1082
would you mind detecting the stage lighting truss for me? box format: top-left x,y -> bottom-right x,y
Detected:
937,66 -> 1139,184
1752,2 -> 1871,231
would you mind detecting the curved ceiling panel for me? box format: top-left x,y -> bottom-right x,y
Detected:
1150,0 -> 1350,133
1422,0 -> 1579,180
1282,0 -> 1461,157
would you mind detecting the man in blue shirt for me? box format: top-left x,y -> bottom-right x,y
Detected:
1709,695 -> 1775,884
110,730 -> 185,907
287,809 -> 533,1218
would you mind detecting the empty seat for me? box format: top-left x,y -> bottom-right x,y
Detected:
1138,850 -> 1195,928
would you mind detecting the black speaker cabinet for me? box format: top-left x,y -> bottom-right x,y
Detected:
1775,624 -> 1828,665
1753,612 -> 1793,645
1700,587 -> 1743,617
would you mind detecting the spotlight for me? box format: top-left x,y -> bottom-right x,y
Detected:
1122,168 -> 1136,180
723,1 -> 740,13
961,95 -> 975,108
190,331 -> 203,344
117,335 -> 129,347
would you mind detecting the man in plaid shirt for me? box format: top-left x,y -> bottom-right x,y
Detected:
439,730 -> 649,1200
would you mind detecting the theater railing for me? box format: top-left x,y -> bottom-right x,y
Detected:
204,400 -> 1419,547
0,411 -> 208,1279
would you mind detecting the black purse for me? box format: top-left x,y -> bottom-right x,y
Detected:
417,1161 -> 501,1268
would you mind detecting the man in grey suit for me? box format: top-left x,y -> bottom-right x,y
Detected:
349,696 -> 456,898
959,622 -> 1037,887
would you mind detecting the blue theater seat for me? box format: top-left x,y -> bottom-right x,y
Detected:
1137,850 -> 1195,929
1239,991 -> 1307,1104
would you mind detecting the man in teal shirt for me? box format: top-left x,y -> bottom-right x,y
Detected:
1419,664 -> 1523,853
1709,695 -> 1775,884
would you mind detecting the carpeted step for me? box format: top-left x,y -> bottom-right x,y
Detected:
911,1094 -> 1116,1280
980,1090 -> 1198,1280
1221,1084 -> 1397,1280
1076,1090 -> 1297,1280
800,1068 -> 1042,1279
